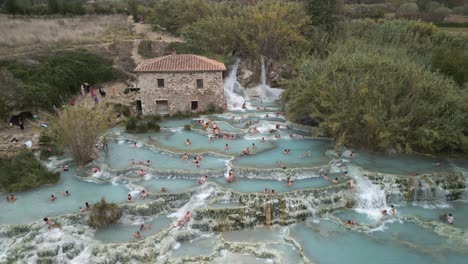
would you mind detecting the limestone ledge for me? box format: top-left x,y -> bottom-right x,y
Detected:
363,170 -> 466,202
191,183 -> 353,232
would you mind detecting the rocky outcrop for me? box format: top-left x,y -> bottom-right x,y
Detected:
365,171 -> 466,203
191,183 -> 353,232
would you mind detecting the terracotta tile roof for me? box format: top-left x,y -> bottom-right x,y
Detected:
134,54 -> 226,72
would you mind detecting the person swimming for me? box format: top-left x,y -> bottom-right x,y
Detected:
161,187 -> 167,193
127,194 -> 132,203
59,190 -> 70,196
390,205 -> 396,216
146,160 -> 151,166
380,209 -> 388,215
252,143 -> 256,150
62,165 -> 69,171
346,220 -> 355,226
139,190 -> 147,199
43,217 -> 61,230
332,178 -> 339,184
133,231 -> 141,239
49,194 -> 57,201
261,137 -> 265,143
185,138 -> 191,146
287,177 -> 293,187
197,175 -> 208,185
271,190 -> 276,195
140,223 -> 152,231
343,171 -> 349,178
227,169 -> 234,182
182,153 -> 189,160
323,173 -> 330,181
348,179 -> 355,190
447,213 -> 454,224
9,194 -> 17,202
224,143 -> 229,150
176,211 -> 191,227
136,169 -> 145,176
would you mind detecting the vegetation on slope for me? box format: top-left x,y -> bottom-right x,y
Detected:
0,152 -> 60,192
0,50 -> 120,120
45,105 -> 113,166
283,20 -> 468,155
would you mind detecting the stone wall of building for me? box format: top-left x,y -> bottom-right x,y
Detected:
137,71 -> 225,115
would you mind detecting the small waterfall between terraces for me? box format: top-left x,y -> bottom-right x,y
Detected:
223,59 -> 250,110
350,166 -> 388,220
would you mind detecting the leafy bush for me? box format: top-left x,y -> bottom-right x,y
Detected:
0,50 -> 120,113
283,40 -> 468,154
149,0 -> 214,35
46,105 -> 114,166
88,198 -> 121,228
0,152 -> 60,192
125,116 -> 138,131
454,4 -> 468,15
126,115 -> 160,133
38,134 -> 64,160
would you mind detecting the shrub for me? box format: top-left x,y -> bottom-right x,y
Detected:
125,116 -> 138,131
0,152 -> 60,192
46,105 -> 114,166
88,198 -> 121,228
148,122 -> 160,132
345,199 -> 355,208
184,124 -> 191,131
0,50 -> 120,113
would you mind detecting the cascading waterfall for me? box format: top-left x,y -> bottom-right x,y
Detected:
248,55 -> 283,99
350,166 -> 388,220
260,55 -> 267,86
223,59 -> 250,110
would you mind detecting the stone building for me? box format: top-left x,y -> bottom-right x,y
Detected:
134,53 -> 226,115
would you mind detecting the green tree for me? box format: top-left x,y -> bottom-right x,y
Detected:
3,0 -> 18,13
48,0 -> 59,14
305,0 -> 343,33
128,0 -> 139,22
149,0 -> 213,34
46,105 -> 113,166
283,40 -> 468,154
432,48 -> 468,86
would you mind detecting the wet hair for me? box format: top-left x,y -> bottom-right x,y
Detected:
142,190 -> 146,193
51,195 -> 55,197
449,213 -> 452,216
43,217 -> 48,221
391,205 -> 394,208
65,190 -> 69,194
140,224 -> 144,231
344,171 -> 348,174
85,202 -> 90,208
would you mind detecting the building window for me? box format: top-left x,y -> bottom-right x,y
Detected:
196,79 -> 203,89
157,79 -> 165,88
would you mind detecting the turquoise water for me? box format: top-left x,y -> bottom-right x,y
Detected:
212,177 -> 328,193
349,151 -> 448,175
0,167 -> 130,225
97,141 -> 227,171
94,215 -> 171,243
232,139 -> 331,168
170,235 -> 217,258
291,220 -> 468,264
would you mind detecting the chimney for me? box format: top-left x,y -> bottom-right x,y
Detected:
171,48 -> 176,55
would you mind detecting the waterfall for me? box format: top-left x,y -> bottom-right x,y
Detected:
223,59 -> 250,110
248,56 -> 283,100
351,166 -> 388,220
260,55 -> 267,86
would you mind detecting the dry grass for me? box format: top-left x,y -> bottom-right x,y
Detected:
0,15 -> 133,56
